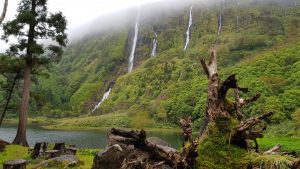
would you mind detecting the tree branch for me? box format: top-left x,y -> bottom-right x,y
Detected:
201,49 -> 218,79
0,0 -> 8,25
237,112 -> 273,132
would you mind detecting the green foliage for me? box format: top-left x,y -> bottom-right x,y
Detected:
196,117 -> 299,169
0,145 -> 30,165
197,118 -> 246,169
130,112 -> 154,129
1,1 -> 298,128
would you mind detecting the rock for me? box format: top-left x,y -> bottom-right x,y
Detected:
34,155 -> 79,168
92,144 -> 126,169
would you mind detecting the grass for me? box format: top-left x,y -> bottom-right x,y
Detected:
0,145 -> 99,169
257,137 -> 300,154
0,145 -> 29,167
40,113 -> 178,131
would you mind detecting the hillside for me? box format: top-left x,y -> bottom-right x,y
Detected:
2,0 -> 299,129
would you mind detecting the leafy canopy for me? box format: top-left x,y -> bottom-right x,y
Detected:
1,0 -> 68,63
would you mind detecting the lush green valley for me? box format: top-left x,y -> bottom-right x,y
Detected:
1,0 -> 300,168
13,0 -> 299,130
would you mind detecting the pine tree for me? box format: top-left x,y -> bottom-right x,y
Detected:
1,0 -> 68,146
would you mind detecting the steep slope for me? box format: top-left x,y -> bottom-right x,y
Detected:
32,0 -> 300,127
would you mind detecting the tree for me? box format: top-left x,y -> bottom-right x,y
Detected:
0,55 -> 23,127
0,0 -> 8,25
1,0 -> 68,146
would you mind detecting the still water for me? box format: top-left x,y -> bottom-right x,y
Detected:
0,125 -> 183,149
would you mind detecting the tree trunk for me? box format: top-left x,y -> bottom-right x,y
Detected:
0,73 -> 19,127
13,0 -> 36,147
12,64 -> 31,146
0,0 -> 8,25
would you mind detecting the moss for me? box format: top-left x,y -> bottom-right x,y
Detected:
197,118 -> 247,169
197,118 -> 299,169
0,145 -> 30,165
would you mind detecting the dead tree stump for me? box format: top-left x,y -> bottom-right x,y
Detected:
31,142 -> 48,159
53,142 -> 65,155
3,160 -> 26,169
200,49 -> 273,150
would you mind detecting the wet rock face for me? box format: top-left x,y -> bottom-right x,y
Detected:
92,144 -> 126,169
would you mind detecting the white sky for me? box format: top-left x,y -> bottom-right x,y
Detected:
0,0 -> 163,52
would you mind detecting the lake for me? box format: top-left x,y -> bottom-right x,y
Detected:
0,125 -> 183,149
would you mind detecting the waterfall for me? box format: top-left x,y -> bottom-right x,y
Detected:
222,0 -> 225,10
184,6 -> 193,51
92,82 -> 115,113
128,8 -> 140,72
217,13 -> 222,36
236,0 -> 240,32
92,87 -> 112,113
151,28 -> 158,57
236,15 -> 239,32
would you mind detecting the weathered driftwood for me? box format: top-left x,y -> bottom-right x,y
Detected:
263,144 -> 282,155
93,116 -> 198,169
200,49 -> 273,150
3,160 -> 26,169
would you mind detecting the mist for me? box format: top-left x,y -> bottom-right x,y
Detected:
0,0 -> 298,51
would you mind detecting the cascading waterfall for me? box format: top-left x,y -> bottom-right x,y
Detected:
236,0 -> 240,32
151,28 -> 158,57
92,88 -> 112,113
217,12 -> 222,36
92,82 -> 114,113
236,15 -> 240,32
184,6 -> 193,51
222,0 -> 225,10
128,8 -> 140,72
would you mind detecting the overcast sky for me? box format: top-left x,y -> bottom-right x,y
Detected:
0,0 -> 164,52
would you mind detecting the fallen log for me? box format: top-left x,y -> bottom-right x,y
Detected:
263,144 -> 281,155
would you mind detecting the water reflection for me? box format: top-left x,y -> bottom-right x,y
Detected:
0,125 -> 183,149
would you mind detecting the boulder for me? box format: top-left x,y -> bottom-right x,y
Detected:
92,144 -> 126,169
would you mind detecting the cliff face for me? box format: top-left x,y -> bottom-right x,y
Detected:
33,0 -> 300,125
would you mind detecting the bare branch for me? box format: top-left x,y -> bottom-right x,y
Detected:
237,112 -> 273,132
201,49 -> 218,79
0,0 -> 8,25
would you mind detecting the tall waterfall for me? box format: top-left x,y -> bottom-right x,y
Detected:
236,15 -> 240,32
128,8 -> 140,72
236,0 -> 240,32
151,28 -> 158,57
92,82 -> 114,113
222,0 -> 225,10
217,13 -> 222,36
184,6 -> 193,51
